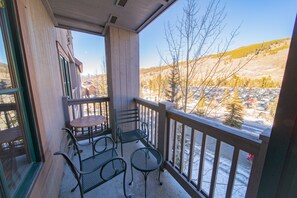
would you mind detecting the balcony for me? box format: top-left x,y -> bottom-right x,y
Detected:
59,137 -> 190,197
2,0 -> 296,197
60,96 -> 270,197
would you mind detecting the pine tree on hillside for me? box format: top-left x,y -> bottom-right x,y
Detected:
196,94 -> 206,116
223,90 -> 244,129
165,58 -> 180,104
222,88 -> 230,106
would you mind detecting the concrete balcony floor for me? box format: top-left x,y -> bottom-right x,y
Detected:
59,139 -> 190,198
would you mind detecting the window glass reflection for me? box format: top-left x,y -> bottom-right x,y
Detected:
0,7 -> 32,195
0,93 -> 31,193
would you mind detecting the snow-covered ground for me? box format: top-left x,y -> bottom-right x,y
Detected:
140,99 -> 269,197
197,146 -> 250,197
165,114 -> 261,197
179,138 -> 252,197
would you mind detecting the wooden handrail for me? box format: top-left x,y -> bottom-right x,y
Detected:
67,97 -> 110,105
167,108 -> 261,154
134,97 -> 159,111
62,96 -> 110,127
134,97 -> 270,197
134,97 -> 163,149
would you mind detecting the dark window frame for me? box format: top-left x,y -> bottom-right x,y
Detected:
59,55 -> 72,99
0,0 -> 41,197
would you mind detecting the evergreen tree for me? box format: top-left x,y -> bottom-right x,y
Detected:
196,94 -> 206,116
222,88 -> 230,105
223,90 -> 244,129
165,58 -> 180,104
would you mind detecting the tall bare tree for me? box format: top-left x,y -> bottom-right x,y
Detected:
162,0 -> 257,113
156,63 -> 166,102
94,57 -> 107,96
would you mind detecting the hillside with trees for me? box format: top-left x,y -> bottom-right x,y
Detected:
140,38 -> 289,86
140,37 -> 289,125
81,37 -> 289,127
140,37 -> 289,99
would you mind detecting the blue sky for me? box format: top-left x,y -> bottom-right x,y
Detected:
0,28 -> 7,64
72,0 -> 297,75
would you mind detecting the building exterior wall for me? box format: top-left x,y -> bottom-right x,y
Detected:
57,29 -> 82,99
13,0 -> 140,196
15,0 -> 75,196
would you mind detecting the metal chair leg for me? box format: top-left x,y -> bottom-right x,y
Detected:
71,174 -> 82,192
129,166 -> 134,185
71,182 -> 79,192
121,142 -> 123,157
88,127 -> 91,143
144,173 -> 148,198
78,182 -> 84,198
123,169 -> 129,198
158,168 -> 162,185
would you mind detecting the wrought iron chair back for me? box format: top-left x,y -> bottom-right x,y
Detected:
115,108 -> 149,156
54,152 -> 83,197
55,128 -> 129,197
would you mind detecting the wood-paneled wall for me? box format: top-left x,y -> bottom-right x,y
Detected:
105,26 -> 139,134
15,0 -> 71,197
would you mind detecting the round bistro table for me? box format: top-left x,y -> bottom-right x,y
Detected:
129,147 -> 163,198
69,115 -> 106,155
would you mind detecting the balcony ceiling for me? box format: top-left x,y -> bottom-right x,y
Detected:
42,0 -> 176,35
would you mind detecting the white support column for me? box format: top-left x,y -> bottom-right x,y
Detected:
105,26 -> 139,136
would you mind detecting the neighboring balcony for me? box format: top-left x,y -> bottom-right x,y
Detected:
61,96 -> 270,197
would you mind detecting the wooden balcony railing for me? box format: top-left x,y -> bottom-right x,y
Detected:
62,96 -> 110,128
134,97 -> 270,198
135,97 -> 160,148
62,96 -> 269,197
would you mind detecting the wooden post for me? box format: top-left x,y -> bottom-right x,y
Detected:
258,17 -> 297,197
105,26 -> 139,139
157,102 -> 175,162
246,128 -> 270,197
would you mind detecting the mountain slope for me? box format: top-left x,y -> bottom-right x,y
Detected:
140,38 -> 290,82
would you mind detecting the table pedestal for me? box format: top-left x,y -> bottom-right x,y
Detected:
129,147 -> 163,198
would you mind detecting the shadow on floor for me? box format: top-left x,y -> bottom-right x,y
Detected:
58,139 -> 190,198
